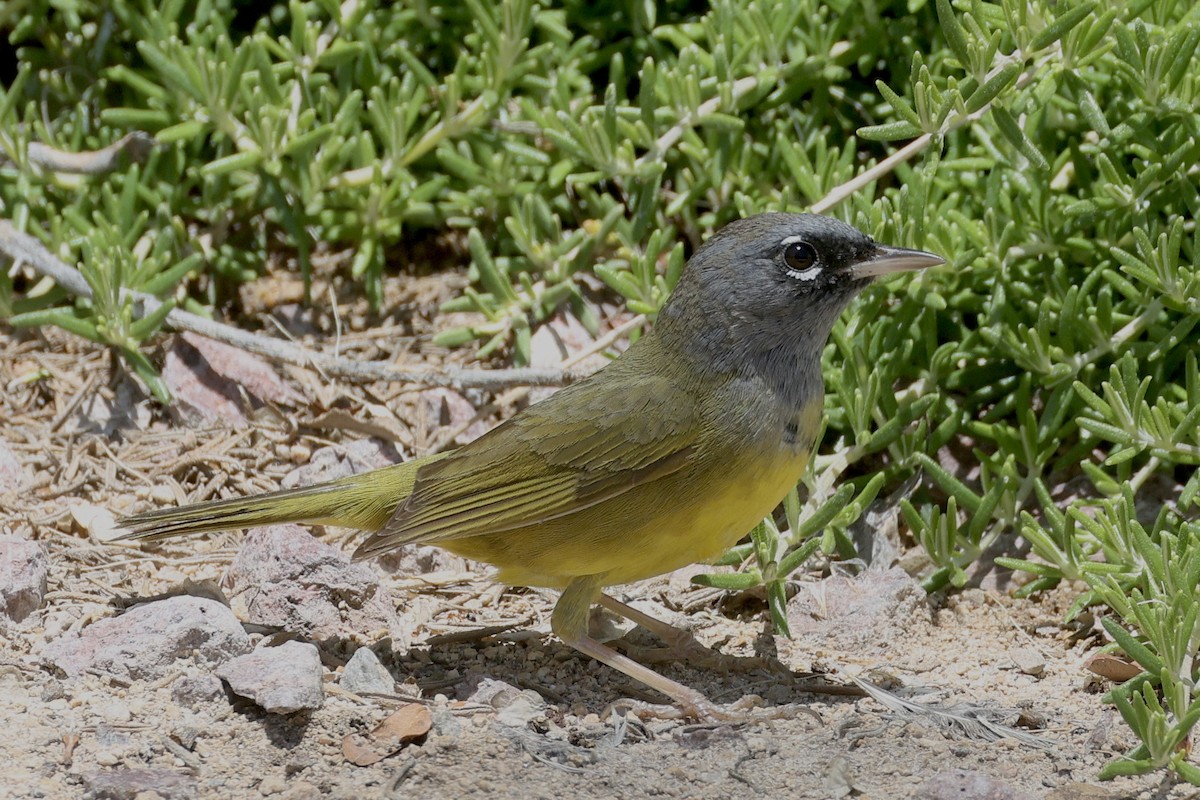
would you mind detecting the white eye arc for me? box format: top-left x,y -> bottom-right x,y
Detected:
784,265 -> 822,281
780,235 -> 822,282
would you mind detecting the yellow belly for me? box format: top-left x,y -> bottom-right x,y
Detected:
443,442 -> 812,589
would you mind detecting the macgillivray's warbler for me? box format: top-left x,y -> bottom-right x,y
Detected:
116,212 -> 944,719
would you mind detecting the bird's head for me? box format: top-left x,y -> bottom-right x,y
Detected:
657,212 -> 945,367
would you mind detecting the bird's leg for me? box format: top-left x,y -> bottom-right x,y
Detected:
553,578 -> 805,722
598,593 -> 784,675
554,576 -> 723,719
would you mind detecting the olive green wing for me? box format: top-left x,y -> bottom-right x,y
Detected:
353,372 -> 699,557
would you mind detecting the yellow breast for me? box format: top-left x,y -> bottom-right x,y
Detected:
444,403 -> 821,589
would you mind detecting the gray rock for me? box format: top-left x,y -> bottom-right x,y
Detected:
918,769 -> 1032,800
0,537 -> 48,624
43,596 -> 251,680
217,640 -> 324,714
339,647 -> 394,695
224,524 -> 400,640
780,567 -> 929,657
82,767 -> 196,800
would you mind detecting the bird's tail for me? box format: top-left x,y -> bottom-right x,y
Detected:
114,458 -> 431,542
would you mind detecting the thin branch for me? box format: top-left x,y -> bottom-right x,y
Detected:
634,76 -> 761,172
428,313 -> 647,453
0,220 -> 582,390
19,132 -> 158,175
810,51 -> 1044,215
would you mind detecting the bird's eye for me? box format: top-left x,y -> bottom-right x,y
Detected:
781,240 -> 820,280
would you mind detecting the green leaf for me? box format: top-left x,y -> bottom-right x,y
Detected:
1029,2 -> 1097,51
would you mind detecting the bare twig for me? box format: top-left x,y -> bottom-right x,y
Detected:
810,51 -> 1044,215
428,313 -> 646,453
635,76 -> 762,171
0,220 -> 583,390
22,132 -> 157,175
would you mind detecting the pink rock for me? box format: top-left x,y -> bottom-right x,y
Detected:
419,388 -> 488,444
223,525 -> 400,640
43,596 -> 251,680
162,333 -> 303,427
0,537 -> 48,624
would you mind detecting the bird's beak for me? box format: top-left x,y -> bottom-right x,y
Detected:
848,245 -> 945,280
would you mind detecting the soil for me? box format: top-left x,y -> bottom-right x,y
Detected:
0,266 -> 1192,800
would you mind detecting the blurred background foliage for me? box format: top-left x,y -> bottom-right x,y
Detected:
1,0 -> 1198,780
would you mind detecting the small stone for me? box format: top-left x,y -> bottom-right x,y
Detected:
279,438 -> 401,489
279,782 -> 319,800
40,679 -> 66,702
823,756 -> 856,800
217,641 -> 324,714
148,485 -> 176,504
43,597 -> 251,681
918,769 -> 1032,800
95,723 -> 133,749
0,537 -> 49,625
163,333 -> 303,427
95,700 -> 133,724
95,750 -> 121,766
418,388 -> 489,444
1011,647 -> 1046,677
1045,782 -> 1122,799
339,648 -> 394,695
258,775 -> 287,796
172,726 -> 201,751
171,673 -> 227,707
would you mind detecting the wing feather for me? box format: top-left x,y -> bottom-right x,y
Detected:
353,370 -> 698,557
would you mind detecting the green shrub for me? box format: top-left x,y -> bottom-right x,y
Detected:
2,0 -> 1197,780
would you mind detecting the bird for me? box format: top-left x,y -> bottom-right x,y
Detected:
115,212 -> 944,719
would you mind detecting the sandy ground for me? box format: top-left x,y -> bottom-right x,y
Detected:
0,269 -> 1193,800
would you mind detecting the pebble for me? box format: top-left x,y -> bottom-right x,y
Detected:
148,485 -> 177,503
216,641 -> 325,714
82,767 -> 196,800
96,700 -> 133,724
339,647 -> 394,695
258,775 -> 287,795
1012,647 -> 1046,677
780,567 -> 930,659
280,781 -> 319,800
